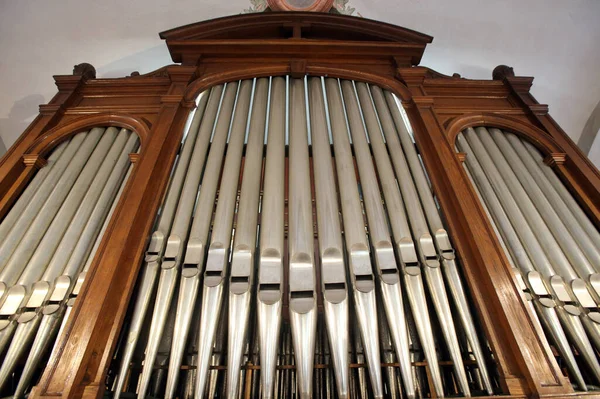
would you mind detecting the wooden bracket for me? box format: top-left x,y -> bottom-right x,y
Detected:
290,59 -> 307,79
456,152 -> 467,163
39,104 -> 62,115
128,153 -> 140,164
22,154 -> 48,169
529,104 -> 549,115
543,153 -> 567,167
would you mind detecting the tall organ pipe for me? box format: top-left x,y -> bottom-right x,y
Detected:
307,77 -> 350,399
135,82 -> 232,399
226,77 -> 269,399
287,78 -> 318,399
257,76 -> 286,399
324,77 -> 384,398
378,88 -> 493,395
108,76 -> 499,399
112,88 -> 211,398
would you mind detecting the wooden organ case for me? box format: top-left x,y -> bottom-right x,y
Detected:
0,11 -> 599,399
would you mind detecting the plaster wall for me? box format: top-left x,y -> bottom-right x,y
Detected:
0,0 -> 599,165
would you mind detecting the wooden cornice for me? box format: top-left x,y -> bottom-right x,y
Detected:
159,12 -> 433,43
160,12 -> 432,68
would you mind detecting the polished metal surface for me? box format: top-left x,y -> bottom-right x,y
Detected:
459,126 -> 600,389
0,127 -> 137,397
288,77 -> 317,399
88,77 -> 499,399
227,77 -> 269,399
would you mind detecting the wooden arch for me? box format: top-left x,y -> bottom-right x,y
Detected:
26,113 -> 150,156
183,65 -> 414,105
445,112 -> 564,156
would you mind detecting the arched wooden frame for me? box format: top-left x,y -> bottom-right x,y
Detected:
0,11 -> 590,399
27,113 -> 151,156
182,66 -> 414,104
445,113 -> 563,155
0,113 -> 148,222
446,113 -> 600,228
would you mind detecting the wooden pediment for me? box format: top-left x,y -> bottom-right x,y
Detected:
159,12 -> 433,67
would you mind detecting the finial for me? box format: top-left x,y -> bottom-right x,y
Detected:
72,63 -> 96,80
492,65 -> 515,81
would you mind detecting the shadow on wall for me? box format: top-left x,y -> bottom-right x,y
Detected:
0,94 -> 46,156
579,98 -> 600,155
95,45 -> 172,79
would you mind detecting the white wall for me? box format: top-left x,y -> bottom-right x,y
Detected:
1,0 -> 599,166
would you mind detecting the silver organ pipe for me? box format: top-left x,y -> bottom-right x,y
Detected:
109,76 -> 498,398
0,127 -> 138,396
458,126 -> 600,391
324,77 -> 382,398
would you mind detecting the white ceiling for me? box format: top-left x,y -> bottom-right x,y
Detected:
1,0 -> 599,165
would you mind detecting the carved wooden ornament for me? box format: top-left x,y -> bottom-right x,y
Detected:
267,0 -> 334,12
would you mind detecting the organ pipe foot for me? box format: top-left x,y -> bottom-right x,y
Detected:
227,286 -> 252,399
164,268 -> 200,399
0,319 -> 16,357
289,296 -> 317,399
14,305 -> 64,398
442,258 -> 493,395
257,292 -> 282,399
535,304 -> 587,390
423,265 -> 471,397
353,288 -> 384,398
323,293 -> 349,399
194,281 -> 225,398
113,260 -> 160,398
379,278 -> 416,399
403,272 -> 444,398
577,314 -> 600,384
0,312 -> 41,391
137,265 -> 179,399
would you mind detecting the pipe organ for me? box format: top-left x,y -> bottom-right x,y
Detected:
0,10 -> 598,399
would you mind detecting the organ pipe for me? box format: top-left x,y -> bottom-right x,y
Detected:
458,126 -> 600,391
108,76 -> 498,399
0,127 -> 138,396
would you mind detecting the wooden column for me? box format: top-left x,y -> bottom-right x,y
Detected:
402,89 -> 573,396
29,66 -> 197,399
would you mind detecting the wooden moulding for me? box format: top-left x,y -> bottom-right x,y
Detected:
0,12 -> 593,399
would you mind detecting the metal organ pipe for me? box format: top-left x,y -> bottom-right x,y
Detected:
0,127 -> 138,396
113,88 -> 212,399
227,77 -> 269,399
324,77 -> 383,399
108,76 -> 499,399
458,126 -> 600,391
308,77 -> 349,399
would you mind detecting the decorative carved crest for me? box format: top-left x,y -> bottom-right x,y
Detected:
244,0 -> 360,15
